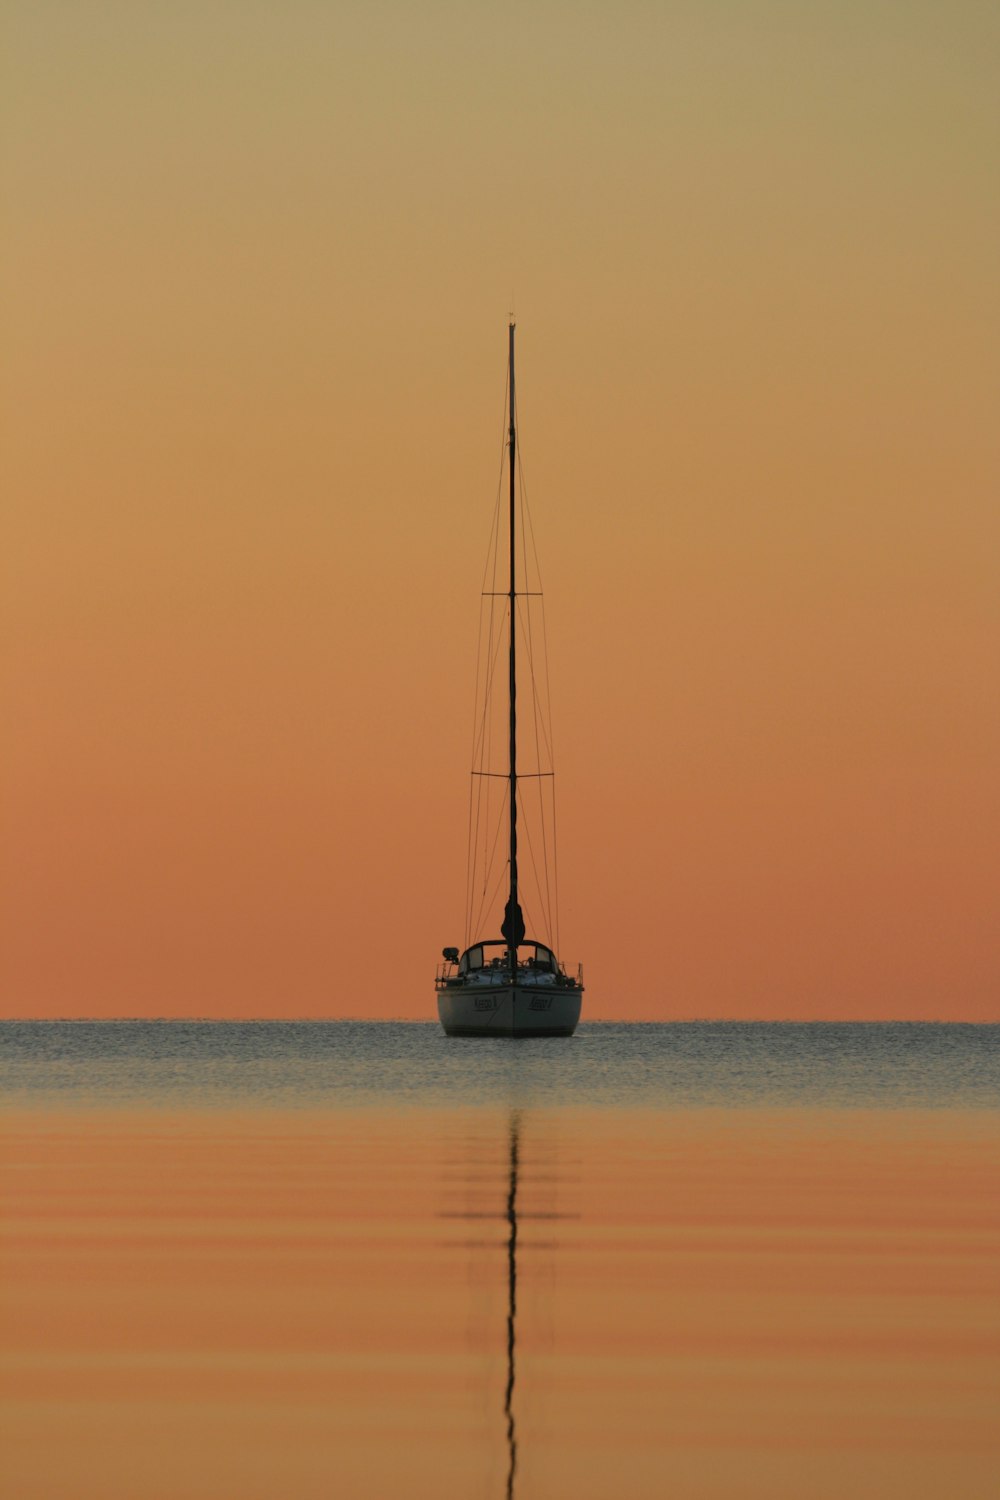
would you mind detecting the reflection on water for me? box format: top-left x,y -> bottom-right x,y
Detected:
1,1024 -> 999,1498
505,1114 -> 519,1500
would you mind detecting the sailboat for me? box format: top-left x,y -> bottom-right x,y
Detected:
436,323 -> 584,1038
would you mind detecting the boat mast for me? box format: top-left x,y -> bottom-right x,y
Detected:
501,321 -> 525,977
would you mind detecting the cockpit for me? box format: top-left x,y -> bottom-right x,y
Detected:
446,940 -> 559,976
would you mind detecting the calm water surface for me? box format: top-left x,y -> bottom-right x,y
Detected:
2,1022 -> 998,1499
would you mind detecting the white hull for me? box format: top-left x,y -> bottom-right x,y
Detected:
437,983 -> 582,1038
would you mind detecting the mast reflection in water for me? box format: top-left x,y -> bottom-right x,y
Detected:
505,1113 -> 520,1500
442,1108 -> 574,1498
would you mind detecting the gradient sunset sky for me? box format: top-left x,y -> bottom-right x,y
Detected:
2,1 -> 997,1019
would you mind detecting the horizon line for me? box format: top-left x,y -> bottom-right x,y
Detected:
2,1016 -> 997,1027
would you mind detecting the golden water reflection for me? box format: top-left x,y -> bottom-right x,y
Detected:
1,1105 -> 998,1498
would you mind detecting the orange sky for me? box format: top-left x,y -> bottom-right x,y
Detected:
2,2 -> 998,1018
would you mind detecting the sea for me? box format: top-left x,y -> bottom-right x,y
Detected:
2,1021 -> 998,1499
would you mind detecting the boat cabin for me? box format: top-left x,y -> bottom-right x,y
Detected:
443,940 -> 560,976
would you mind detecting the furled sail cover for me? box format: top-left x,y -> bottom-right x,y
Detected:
500,898 -> 526,949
